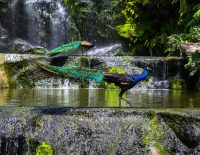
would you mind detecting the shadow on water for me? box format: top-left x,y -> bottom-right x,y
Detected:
0,88 -> 200,108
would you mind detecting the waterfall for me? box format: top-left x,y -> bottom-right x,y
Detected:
8,0 -> 74,49
87,43 -> 122,56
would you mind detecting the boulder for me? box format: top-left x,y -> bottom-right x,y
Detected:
13,39 -> 48,54
181,43 -> 200,55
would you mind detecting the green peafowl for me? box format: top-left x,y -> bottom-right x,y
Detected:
37,62 -> 152,98
47,40 -> 96,67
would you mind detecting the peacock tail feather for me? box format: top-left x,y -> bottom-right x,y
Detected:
47,41 -> 82,56
37,62 -> 105,82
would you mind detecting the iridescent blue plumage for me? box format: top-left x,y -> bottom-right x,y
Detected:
104,68 -> 150,97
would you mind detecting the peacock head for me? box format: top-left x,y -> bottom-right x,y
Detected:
146,66 -> 152,71
145,66 -> 153,74
81,40 -> 96,48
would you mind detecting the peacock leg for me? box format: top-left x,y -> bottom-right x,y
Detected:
121,98 -> 131,106
119,97 -> 122,107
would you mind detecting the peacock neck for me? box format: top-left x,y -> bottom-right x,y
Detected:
133,68 -> 148,82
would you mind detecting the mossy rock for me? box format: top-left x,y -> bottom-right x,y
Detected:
107,66 -> 125,74
36,142 -> 53,155
26,47 -> 48,55
169,78 -> 186,90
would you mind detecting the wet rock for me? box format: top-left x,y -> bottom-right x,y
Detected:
0,108 -> 198,154
13,39 -> 47,54
160,113 -> 200,149
0,54 -> 8,88
0,136 -> 27,155
0,24 -> 10,51
181,43 -> 200,55
0,70 -> 9,88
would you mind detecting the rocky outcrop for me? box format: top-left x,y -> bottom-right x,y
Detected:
181,43 -> 200,55
0,107 -> 200,154
0,0 -> 79,52
13,39 -> 48,54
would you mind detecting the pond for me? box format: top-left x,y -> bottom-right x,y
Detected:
0,88 -> 199,108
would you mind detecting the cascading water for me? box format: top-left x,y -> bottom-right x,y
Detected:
6,0 -> 75,50
87,43 -> 122,56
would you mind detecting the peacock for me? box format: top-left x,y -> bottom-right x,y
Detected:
103,67 -> 152,98
46,40 -> 96,67
37,62 -> 152,98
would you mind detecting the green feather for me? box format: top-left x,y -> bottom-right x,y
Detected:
37,62 -> 104,82
47,41 -> 81,56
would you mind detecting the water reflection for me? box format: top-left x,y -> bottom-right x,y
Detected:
0,89 -> 199,108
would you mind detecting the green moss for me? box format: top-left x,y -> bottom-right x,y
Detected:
79,57 -> 90,68
170,78 -> 186,90
26,48 -> 47,55
2,63 -> 17,88
145,135 -> 150,146
2,60 -> 37,88
107,66 -> 125,74
36,142 -> 53,155
32,115 -> 41,130
147,117 -> 166,155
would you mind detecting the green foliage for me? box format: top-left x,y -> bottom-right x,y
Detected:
145,117 -> 167,155
36,142 -> 53,155
3,61 -> 35,88
64,0 -> 200,56
113,0 -> 180,56
165,0 -> 200,56
185,51 -> 200,76
64,0 -> 116,40
112,0 -> 200,56
165,26 -> 200,56
115,24 -> 135,39
178,0 -> 200,30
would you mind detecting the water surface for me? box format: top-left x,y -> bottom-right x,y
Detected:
0,89 -> 199,108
